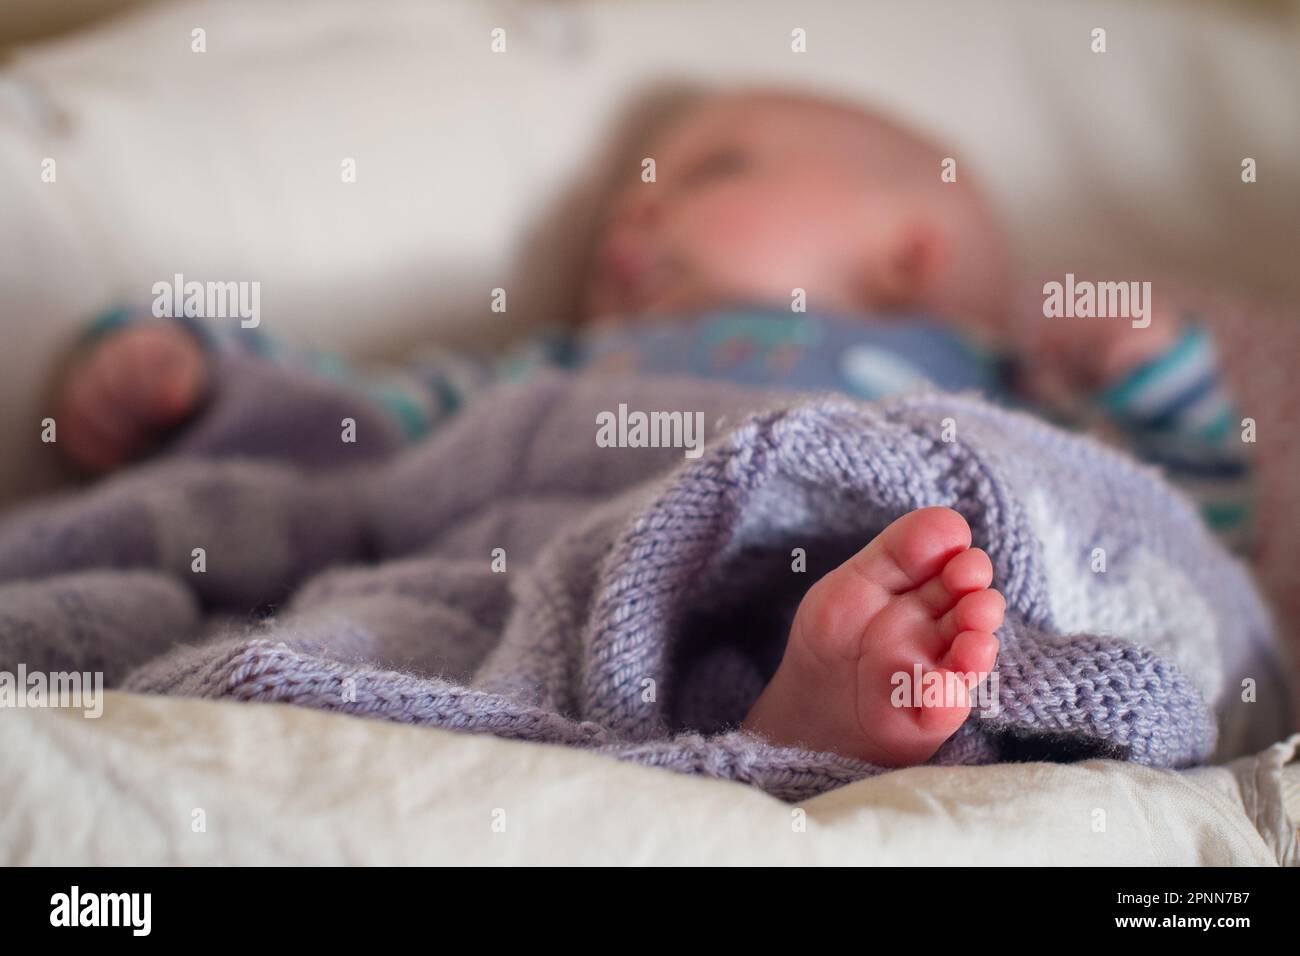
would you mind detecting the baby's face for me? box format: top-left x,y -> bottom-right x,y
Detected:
582,93 -> 940,322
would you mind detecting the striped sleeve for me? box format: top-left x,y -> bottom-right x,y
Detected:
85,304 -> 487,443
1094,323 -> 1253,546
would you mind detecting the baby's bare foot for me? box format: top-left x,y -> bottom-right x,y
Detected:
743,507 -> 1003,767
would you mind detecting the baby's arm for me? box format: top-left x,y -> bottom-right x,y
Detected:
1089,321 -> 1253,545
1009,297 -> 1252,548
55,306 -> 492,474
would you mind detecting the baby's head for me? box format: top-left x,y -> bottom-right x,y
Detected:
582,89 -> 1009,326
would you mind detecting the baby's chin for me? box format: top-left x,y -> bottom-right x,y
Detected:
581,279 -> 722,325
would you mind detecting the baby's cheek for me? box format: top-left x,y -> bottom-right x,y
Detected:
691,195 -> 829,289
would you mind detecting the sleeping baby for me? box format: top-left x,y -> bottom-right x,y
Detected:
49,89 -> 1256,770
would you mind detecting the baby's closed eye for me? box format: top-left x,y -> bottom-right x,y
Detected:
680,147 -> 750,187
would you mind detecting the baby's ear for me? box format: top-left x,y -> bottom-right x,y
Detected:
877,220 -> 948,308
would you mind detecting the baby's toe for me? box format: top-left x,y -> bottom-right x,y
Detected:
846,506 -> 973,595
943,547 -> 992,594
915,547 -> 992,614
941,629 -> 1000,676
912,668 -> 979,737
939,588 -> 1005,640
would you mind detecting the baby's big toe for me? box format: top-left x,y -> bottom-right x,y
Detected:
848,506 -> 973,596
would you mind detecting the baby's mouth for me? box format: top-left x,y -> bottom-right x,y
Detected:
596,236 -> 678,310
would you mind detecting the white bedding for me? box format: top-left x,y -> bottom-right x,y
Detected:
2,0 -> 1299,866
1,692 -> 1296,865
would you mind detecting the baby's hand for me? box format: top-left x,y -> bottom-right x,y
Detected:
55,322 -> 210,474
1012,281 -> 1182,402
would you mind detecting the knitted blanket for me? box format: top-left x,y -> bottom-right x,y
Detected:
0,358 -> 1289,800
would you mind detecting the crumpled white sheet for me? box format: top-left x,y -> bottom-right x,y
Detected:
2,692 -> 1295,865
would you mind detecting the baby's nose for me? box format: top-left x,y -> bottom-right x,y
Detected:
597,228 -> 655,286
609,191 -> 662,230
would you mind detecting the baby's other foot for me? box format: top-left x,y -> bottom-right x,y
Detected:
742,507 -> 1003,767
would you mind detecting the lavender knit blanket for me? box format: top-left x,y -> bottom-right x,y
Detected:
0,358 -> 1289,800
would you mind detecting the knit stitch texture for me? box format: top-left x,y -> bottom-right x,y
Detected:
0,356 -> 1289,800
